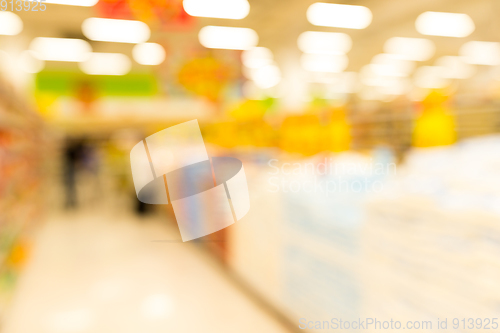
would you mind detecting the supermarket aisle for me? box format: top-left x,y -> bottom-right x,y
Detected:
2,208 -> 290,333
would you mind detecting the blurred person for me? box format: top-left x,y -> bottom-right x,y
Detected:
62,138 -> 84,209
79,139 -> 103,207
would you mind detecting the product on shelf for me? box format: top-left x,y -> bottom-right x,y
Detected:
0,78 -> 43,323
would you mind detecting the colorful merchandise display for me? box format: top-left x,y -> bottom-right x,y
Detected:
4,1 -> 500,332
225,135 -> 500,327
97,0 -> 193,28
178,56 -> 236,103
413,91 -> 456,148
0,80 -> 43,323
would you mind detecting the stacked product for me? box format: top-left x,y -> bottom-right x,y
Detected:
227,148 -> 396,329
363,136 -> 500,321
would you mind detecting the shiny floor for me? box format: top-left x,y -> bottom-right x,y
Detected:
3,208 -> 289,333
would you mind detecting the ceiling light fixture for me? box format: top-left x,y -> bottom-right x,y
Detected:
30,37 -> 92,62
360,64 -> 405,87
298,31 -> 352,55
199,26 -> 258,50
251,64 -> 281,89
459,41 -> 500,66
415,11 -> 475,38
384,37 -> 435,61
45,0 -> 99,6
82,18 -> 151,43
19,50 -> 45,73
183,0 -> 250,19
307,3 -> 372,29
0,12 -> 23,35
133,43 -> 166,66
414,66 -> 450,88
241,47 -> 273,68
435,56 -> 475,79
371,53 -> 415,77
301,53 -> 348,73
79,53 -> 131,75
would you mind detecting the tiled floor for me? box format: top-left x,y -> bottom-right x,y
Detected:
3,208 -> 289,333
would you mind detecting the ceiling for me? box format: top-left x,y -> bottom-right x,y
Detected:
2,0 -> 499,100
8,0 -> 500,66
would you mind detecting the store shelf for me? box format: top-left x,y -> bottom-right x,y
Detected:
0,78 -> 43,325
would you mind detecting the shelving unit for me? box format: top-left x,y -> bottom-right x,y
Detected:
0,77 -> 43,325
349,104 -> 500,154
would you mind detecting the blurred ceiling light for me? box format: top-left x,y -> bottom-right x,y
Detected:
307,3 -> 372,29
242,66 -> 257,80
435,56 -> 475,79
82,18 -> 150,43
298,31 -> 352,55
415,11 -> 475,37
252,64 -> 281,89
459,41 -> 500,66
79,53 -> 131,75
378,78 -> 411,96
19,50 -> 45,73
133,43 -> 165,65
30,38 -> 91,62
307,72 -> 356,87
360,64 -> 403,87
245,80 -> 282,99
301,54 -> 348,73
371,53 -> 415,77
183,0 -> 249,19
307,72 -> 341,84
0,12 -> 23,35
45,0 -> 99,6
384,37 -> 435,61
360,64 -> 377,85
414,66 -> 450,89
378,86 -> 405,96
199,26 -> 258,50
241,47 -> 273,68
